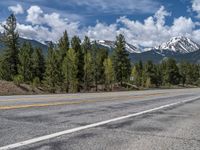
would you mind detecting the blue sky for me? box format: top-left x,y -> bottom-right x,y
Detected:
0,0 -> 200,48
0,0 -> 193,25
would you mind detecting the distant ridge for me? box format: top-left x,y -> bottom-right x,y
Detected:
0,36 -> 200,63
0,36 -> 48,54
147,36 -> 200,54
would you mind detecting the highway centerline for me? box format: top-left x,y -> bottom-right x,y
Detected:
0,93 -> 166,110
0,92 -> 166,102
0,96 -> 199,150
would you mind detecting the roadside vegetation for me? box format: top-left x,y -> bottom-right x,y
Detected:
0,14 -> 199,94
131,59 -> 200,89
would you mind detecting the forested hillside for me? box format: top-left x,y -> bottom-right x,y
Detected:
0,14 -> 200,94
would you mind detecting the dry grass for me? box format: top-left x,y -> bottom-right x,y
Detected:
0,80 -> 44,95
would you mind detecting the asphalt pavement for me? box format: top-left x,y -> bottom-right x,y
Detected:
0,88 -> 200,150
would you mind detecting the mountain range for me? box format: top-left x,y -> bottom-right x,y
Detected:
96,40 -> 141,53
96,36 -> 200,64
0,36 -> 199,64
0,37 -> 48,54
153,36 -> 200,53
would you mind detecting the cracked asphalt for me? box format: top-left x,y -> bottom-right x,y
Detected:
0,88 -> 200,150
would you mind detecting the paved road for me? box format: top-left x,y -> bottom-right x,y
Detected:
0,88 -> 200,150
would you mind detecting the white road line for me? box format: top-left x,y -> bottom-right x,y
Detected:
0,96 -> 200,150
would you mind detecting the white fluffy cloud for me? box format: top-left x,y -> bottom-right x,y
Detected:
4,5 -> 200,48
86,22 -> 118,41
85,6 -> 197,48
154,6 -> 171,27
26,5 -> 43,24
8,4 -> 24,14
192,0 -> 200,18
20,5 -> 80,42
171,17 -> 195,35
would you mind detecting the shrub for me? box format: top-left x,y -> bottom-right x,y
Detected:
13,75 -> 23,86
145,77 -> 151,88
32,77 -> 41,88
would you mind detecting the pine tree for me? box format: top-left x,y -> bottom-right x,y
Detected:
57,30 -> 69,63
131,61 -> 143,87
0,54 -> 10,80
91,42 -> 108,91
94,46 -> 109,91
138,60 -> 143,85
31,47 -> 45,81
162,58 -> 180,85
155,64 -> 163,87
18,42 -> 33,82
82,36 -> 92,54
57,31 -> 70,89
143,61 -> 157,87
131,66 -> 139,86
0,14 -> 19,80
82,36 -> 93,91
192,64 -> 200,84
62,54 -> 70,92
71,36 -> 84,90
92,41 -> 98,91
84,52 -> 93,91
104,57 -> 115,91
62,48 -> 78,93
44,42 -> 60,93
179,61 -> 188,86
159,60 -> 167,85
112,34 -> 131,86
186,63 -> 199,85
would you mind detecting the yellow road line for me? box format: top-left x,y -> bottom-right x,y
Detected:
0,92 -> 166,102
0,100 -> 92,110
0,93 -> 166,110
0,95 -> 80,102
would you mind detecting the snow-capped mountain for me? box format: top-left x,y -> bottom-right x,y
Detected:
154,36 -> 200,54
96,37 -> 200,54
96,40 -> 142,53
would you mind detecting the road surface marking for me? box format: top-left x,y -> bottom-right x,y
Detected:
0,93 -> 166,110
0,96 -> 199,150
0,92 -> 166,102
0,100 -> 92,110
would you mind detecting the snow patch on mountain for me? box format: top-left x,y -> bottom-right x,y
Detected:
154,36 -> 200,54
96,40 -> 142,53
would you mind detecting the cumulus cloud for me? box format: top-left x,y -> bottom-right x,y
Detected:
85,6 -> 198,48
192,0 -> 200,18
22,5 -> 80,42
88,6 -> 171,47
8,4 -> 24,14
3,5 -> 200,48
26,6 -> 44,24
171,17 -> 195,35
86,22 -> 118,41
154,6 -> 171,27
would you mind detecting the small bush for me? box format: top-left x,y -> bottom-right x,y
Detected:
145,77 -> 151,88
195,78 -> 200,87
32,77 -> 41,88
13,75 -> 23,86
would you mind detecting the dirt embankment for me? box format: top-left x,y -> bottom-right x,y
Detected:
0,80 -> 44,95
0,80 -> 197,96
